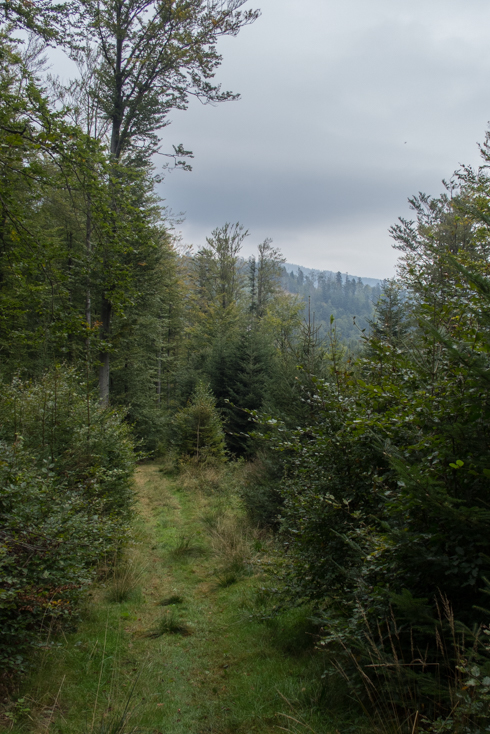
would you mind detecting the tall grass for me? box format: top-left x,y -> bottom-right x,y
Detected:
142,608 -> 191,638
169,531 -> 205,559
204,507 -> 269,588
105,559 -> 145,604
322,594 -> 490,733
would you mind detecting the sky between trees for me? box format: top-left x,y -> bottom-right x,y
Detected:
47,0 -> 490,279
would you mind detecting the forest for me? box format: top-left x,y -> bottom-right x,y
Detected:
2,1 -> 490,733
280,267 -> 382,346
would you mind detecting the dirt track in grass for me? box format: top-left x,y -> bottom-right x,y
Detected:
2,463 -> 352,734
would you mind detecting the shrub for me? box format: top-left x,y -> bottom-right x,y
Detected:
0,368 -> 136,676
0,367 -> 136,517
239,455 -> 284,529
255,255 -> 490,727
0,441 -> 127,674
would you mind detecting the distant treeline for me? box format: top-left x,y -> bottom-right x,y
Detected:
281,267 -> 383,345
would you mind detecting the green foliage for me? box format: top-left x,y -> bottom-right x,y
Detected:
194,223 -> 249,312
0,440 -> 128,674
239,455 -> 284,528
249,152 -> 490,727
0,0 -> 76,42
0,0 -> 266,457
179,223 -> 291,455
214,328 -> 274,455
173,381 -> 227,463
14,6 -> 490,729
81,2 -> 260,163
109,238 -> 182,452
0,38 -> 93,373
0,36 -> 173,407
0,368 -> 135,675
0,367 -> 136,516
281,266 -> 382,344
430,631 -> 490,734
263,259 -> 490,703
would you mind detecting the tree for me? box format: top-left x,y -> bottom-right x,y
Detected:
183,222 -> 248,386
83,0 -> 260,162
109,231 -> 182,451
195,222 -> 248,310
0,37 -> 107,376
251,153 -> 490,724
220,327 -> 272,454
367,279 -> 408,348
173,380 -> 226,463
250,238 -> 285,317
0,0 -> 75,42
390,186 -> 477,298
69,0 -> 260,404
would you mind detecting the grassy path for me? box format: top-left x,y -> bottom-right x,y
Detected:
3,464 -> 351,734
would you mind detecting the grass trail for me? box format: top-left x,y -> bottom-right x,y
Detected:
1,464 -> 358,734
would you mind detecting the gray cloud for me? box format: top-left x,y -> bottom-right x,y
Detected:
158,0 -> 490,278
161,165 -> 440,229
49,0 -> 490,278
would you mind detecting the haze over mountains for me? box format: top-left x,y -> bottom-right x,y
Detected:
285,263 -> 383,288
281,263 -> 383,345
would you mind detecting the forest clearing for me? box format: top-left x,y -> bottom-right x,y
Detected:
0,462 -> 362,734
4,1 -> 490,732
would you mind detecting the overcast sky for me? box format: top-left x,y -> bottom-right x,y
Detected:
48,0 -> 490,279
148,0 -> 490,279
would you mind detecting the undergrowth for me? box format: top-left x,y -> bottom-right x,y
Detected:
0,461 -> 371,734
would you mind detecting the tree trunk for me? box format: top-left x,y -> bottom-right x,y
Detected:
157,347 -> 161,406
98,295 -> 111,407
85,202 -> 92,342
98,21 -> 123,405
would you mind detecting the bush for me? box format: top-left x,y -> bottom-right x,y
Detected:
255,254 -> 490,727
0,368 -> 136,676
0,442 -> 127,674
239,455 -> 284,529
0,367 -> 136,516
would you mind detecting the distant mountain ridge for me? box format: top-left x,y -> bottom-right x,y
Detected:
284,262 -> 383,288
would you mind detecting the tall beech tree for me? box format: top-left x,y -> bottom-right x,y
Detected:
1,0 -> 75,42
75,0 -> 260,404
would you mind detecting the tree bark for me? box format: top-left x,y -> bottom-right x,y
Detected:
85,202 -> 92,339
157,347 -> 161,406
98,15 -> 123,405
98,295 -> 111,407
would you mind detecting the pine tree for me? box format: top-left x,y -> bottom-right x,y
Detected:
368,279 -> 408,347
174,381 -> 226,463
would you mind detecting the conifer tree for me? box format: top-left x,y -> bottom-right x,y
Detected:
174,381 -> 226,463
255,238 -> 285,317
368,279 -> 408,347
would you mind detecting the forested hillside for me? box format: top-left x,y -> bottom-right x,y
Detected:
281,267 -> 382,345
3,2 -> 490,733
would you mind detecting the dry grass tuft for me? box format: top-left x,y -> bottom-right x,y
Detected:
170,531 -> 205,559
142,608 -> 191,638
204,509 -> 269,586
207,512 -> 253,562
178,462 -> 226,495
105,559 -> 146,604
